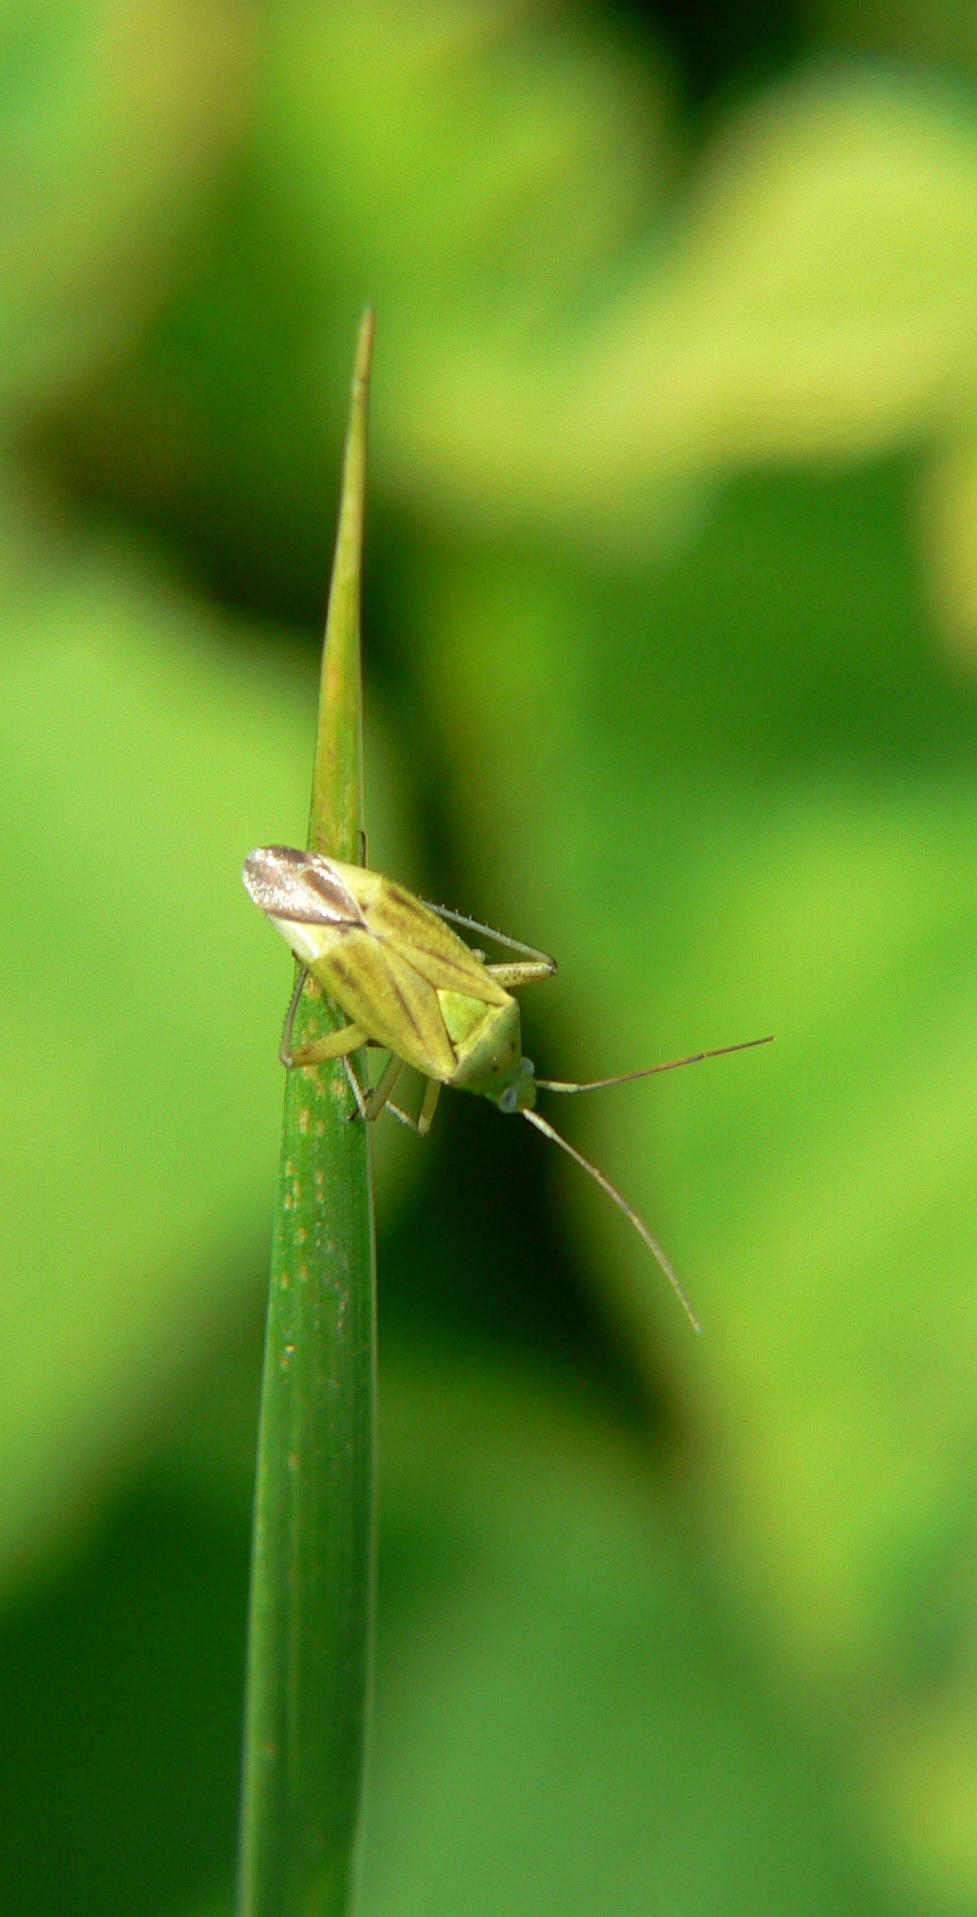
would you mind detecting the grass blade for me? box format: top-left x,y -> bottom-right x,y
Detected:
238,310 -> 377,1917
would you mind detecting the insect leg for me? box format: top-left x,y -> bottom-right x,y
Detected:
484,959 -> 557,989
279,965 -> 309,1063
280,959 -> 372,1069
381,1095 -> 433,1134
343,1054 -> 369,1119
424,901 -> 557,972
359,1066 -> 440,1136
416,1076 -> 442,1136
363,1051 -> 405,1122
284,1020 -> 368,1068
382,1101 -> 420,1131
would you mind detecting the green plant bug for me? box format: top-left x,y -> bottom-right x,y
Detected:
243,845 -> 772,1330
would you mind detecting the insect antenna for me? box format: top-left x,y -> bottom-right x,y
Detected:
535,1033 -> 772,1095
520,1108 -> 702,1333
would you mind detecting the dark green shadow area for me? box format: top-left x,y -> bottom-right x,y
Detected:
0,1489 -> 249,1917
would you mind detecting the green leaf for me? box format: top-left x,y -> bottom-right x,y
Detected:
238,312 -> 377,1917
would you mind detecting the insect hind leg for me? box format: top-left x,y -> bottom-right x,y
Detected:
485,959 -> 556,990
424,900 -> 556,979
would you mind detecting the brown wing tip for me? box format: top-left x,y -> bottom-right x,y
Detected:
242,846 -> 362,926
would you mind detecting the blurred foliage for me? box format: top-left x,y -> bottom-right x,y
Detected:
3,0 -> 977,1912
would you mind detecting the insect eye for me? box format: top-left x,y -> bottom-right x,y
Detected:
499,1086 -> 518,1114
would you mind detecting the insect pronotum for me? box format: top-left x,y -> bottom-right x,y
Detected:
243,846 -> 772,1330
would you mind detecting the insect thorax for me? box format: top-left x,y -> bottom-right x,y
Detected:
443,993 -> 527,1102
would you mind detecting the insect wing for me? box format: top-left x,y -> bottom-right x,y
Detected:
315,864 -> 511,1080
312,917 -> 459,1080
347,867 -> 510,1008
242,846 -> 364,926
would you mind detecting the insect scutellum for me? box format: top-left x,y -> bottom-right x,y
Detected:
243,844 -> 772,1330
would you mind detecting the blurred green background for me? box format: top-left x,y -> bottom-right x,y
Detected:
5,0 -> 977,1911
